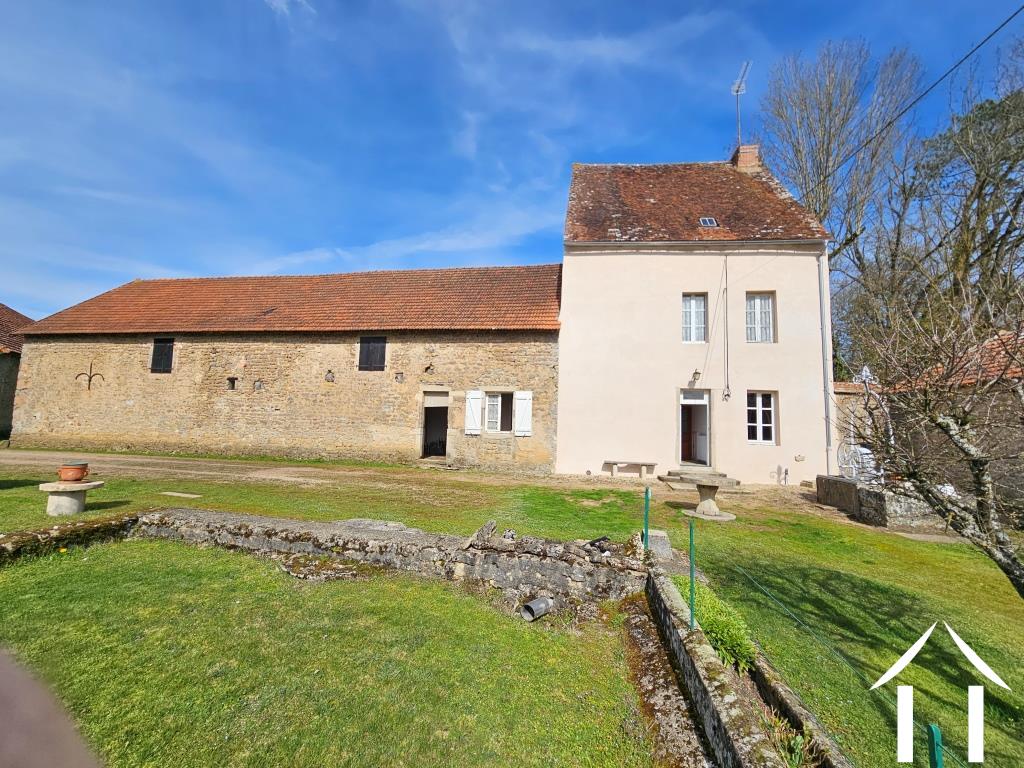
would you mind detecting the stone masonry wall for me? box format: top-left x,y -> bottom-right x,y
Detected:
0,353 -> 19,439
135,510 -> 648,606
13,331 -> 557,471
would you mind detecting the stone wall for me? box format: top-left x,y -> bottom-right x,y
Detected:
135,510 -> 648,606
645,567 -> 784,768
0,513 -> 138,565
816,475 -> 944,531
13,331 -> 557,471
0,352 -> 19,439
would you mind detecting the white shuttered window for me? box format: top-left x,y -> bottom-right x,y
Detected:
464,390 -> 483,435
745,293 -> 775,343
513,391 -> 533,436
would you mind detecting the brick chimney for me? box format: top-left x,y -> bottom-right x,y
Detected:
730,144 -> 761,173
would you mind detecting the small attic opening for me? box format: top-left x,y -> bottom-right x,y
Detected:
698,217 -> 719,227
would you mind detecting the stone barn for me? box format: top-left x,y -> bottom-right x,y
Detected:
12,265 -> 561,472
0,302 -> 33,440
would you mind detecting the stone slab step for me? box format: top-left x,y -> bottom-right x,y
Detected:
659,474 -> 741,489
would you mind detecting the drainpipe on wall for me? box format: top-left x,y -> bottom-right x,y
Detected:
722,254 -> 731,401
816,250 -> 833,475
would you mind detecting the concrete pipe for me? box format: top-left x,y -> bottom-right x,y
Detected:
520,596 -> 553,622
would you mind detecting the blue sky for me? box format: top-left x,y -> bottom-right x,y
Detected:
2,0 -> 1022,319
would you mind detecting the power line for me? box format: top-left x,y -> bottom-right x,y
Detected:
807,3 -> 1024,204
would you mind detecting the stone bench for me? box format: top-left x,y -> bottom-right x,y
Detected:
39,481 -> 104,516
604,460 -> 657,480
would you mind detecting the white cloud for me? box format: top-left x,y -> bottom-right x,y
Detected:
504,14 -> 726,70
453,111 -> 481,158
263,0 -> 316,19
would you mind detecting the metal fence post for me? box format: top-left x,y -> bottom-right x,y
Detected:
928,724 -> 944,768
643,486 -> 650,549
689,518 -> 696,630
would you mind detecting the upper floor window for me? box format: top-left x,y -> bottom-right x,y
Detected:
681,293 -> 707,343
745,293 -> 775,343
358,336 -> 386,371
747,391 -> 776,444
150,338 -> 174,373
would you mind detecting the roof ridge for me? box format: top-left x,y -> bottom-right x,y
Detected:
128,263 -> 563,285
572,160 -> 728,169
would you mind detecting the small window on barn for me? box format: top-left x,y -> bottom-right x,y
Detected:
698,217 -> 718,227
150,338 -> 174,374
485,392 -> 514,433
358,336 -> 386,371
227,377 -> 238,390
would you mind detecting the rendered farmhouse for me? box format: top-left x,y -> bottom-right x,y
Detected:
12,145 -> 834,484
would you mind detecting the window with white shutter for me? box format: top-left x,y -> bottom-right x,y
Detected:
745,293 -> 775,343
484,392 -> 513,432
464,390 -> 483,435
681,293 -> 707,343
513,391 -> 533,436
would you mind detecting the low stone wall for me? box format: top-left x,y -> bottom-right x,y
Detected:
0,513 -> 138,565
750,654 -> 854,768
645,567 -> 784,768
135,510 -> 647,606
816,475 -> 943,531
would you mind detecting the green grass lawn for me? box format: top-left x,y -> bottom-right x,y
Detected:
674,503 -> 1024,768
2,465 -> 1022,766
0,539 -> 654,768
0,470 -> 645,541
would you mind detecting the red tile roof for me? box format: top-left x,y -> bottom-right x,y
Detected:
944,330 -> 1023,387
565,160 -> 827,243
0,302 -> 33,354
23,265 -> 563,336
833,381 -> 864,395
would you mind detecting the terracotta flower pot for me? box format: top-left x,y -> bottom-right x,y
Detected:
57,463 -> 89,482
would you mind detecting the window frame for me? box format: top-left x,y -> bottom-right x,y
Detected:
746,391 -> 777,445
681,292 -> 708,343
150,338 -> 175,374
357,336 -> 387,371
484,391 -> 514,433
745,292 -> 776,343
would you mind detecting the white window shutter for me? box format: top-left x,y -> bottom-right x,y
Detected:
464,390 -> 483,435
513,391 -> 533,436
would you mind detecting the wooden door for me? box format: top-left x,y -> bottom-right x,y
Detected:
680,406 -> 693,462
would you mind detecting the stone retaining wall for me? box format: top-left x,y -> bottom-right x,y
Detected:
135,510 -> 647,606
816,475 -> 943,530
645,567 -> 784,768
750,654 -> 854,768
0,513 -> 138,565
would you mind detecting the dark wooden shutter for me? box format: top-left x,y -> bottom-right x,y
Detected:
358,336 -> 386,371
150,338 -> 175,373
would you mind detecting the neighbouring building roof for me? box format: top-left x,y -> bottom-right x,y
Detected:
22,265 -> 563,336
833,381 -> 863,395
0,302 -> 33,354
564,148 -> 828,243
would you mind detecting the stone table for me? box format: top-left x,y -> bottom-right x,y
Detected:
672,474 -> 736,521
39,481 -> 104,516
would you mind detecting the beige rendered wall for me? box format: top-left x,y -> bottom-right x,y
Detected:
555,243 -> 833,484
13,331 -> 557,472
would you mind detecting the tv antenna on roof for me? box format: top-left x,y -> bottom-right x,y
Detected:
731,61 -> 752,147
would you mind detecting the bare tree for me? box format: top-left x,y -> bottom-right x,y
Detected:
847,54 -> 1024,598
759,40 -> 921,269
